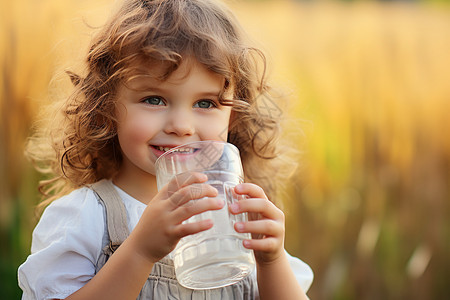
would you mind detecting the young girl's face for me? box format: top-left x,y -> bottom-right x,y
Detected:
115,58 -> 232,178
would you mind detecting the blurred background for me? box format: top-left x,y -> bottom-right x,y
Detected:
1,0 -> 449,299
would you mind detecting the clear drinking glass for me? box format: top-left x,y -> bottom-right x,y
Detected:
155,141 -> 255,289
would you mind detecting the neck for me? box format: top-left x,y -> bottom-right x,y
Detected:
113,169 -> 158,205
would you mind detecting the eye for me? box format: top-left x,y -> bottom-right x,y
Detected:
194,100 -> 216,109
142,96 -> 165,106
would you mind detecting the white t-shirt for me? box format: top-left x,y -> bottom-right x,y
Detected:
18,183 -> 313,299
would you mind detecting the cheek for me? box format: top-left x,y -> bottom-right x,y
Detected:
214,121 -> 229,141
215,111 -> 232,140
117,115 -> 155,146
198,115 -> 230,141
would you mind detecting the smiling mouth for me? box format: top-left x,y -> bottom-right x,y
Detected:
154,146 -> 196,154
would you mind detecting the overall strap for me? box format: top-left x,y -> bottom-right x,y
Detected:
91,179 -> 130,252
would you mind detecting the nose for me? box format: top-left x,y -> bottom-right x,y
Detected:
164,108 -> 195,137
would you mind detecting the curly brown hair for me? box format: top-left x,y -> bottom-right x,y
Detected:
27,0 -> 295,210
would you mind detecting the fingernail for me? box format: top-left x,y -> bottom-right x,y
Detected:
243,240 -> 251,248
235,222 -> 244,232
205,219 -> 214,227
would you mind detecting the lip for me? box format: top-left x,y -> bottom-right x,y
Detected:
150,144 -> 198,158
150,145 -> 167,158
154,141 -> 233,174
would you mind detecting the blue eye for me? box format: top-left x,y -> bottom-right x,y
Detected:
194,100 -> 215,109
142,96 -> 165,106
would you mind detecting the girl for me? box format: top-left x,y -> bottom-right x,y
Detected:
18,0 -> 313,299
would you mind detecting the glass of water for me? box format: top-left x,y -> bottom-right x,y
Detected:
155,140 -> 255,289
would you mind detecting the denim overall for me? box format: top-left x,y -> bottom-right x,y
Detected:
91,179 -> 258,299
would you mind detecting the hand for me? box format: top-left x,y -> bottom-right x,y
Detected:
229,183 -> 285,265
129,172 -> 224,263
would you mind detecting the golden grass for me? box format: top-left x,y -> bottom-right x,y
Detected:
1,1 -> 449,299
231,2 -> 450,298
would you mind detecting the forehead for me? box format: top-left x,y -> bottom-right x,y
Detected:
122,58 -> 227,92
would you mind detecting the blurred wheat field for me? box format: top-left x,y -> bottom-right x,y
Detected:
1,0 -> 449,299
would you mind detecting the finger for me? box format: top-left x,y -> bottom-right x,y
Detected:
241,237 -> 280,253
173,196 -> 225,222
234,183 -> 268,199
229,198 -> 284,221
166,172 -> 207,196
234,219 -> 283,237
173,219 -> 214,239
169,183 -> 218,208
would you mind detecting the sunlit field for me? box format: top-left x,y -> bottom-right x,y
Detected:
1,0 -> 449,299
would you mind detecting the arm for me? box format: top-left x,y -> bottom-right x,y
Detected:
65,236 -> 154,299
67,173 -> 223,299
231,183 -> 308,300
256,253 -> 307,300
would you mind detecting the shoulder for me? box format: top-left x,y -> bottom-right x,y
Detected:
46,185 -> 100,212
31,186 -> 105,252
41,186 -> 101,216
18,185 -> 107,299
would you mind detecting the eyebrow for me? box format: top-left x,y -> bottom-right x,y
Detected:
128,82 -> 222,98
126,76 -> 160,91
126,72 -> 224,97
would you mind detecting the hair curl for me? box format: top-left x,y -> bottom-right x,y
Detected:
27,0 -> 296,210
